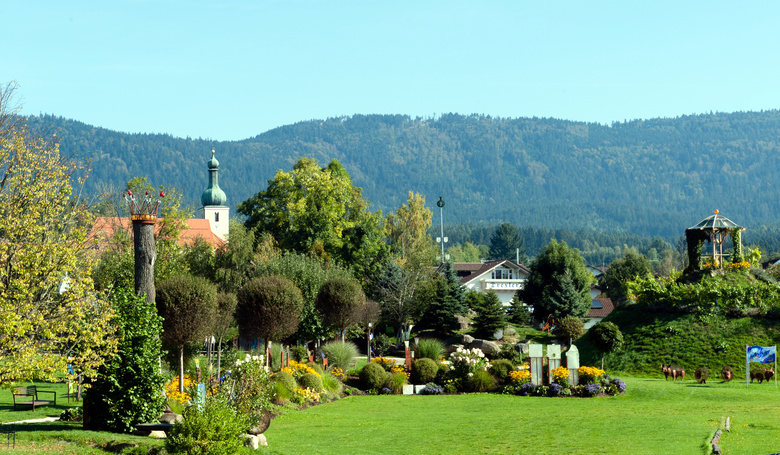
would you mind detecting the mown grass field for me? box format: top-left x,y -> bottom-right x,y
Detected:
259,376 -> 780,455
0,375 -> 778,454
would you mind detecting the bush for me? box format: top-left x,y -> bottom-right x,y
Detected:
322,341 -> 359,371
86,289 -> 166,433
495,343 -> 521,365
416,338 -> 445,361
299,372 -> 324,392
291,344 -> 309,362
370,357 -> 395,371
273,371 -> 297,391
321,372 -> 344,396
420,383 -> 444,395
360,362 -> 389,390
371,333 -> 392,357
166,394 -> 248,455
489,359 -> 515,384
306,362 -> 325,375
411,358 -> 439,384
467,369 -> 496,392
388,372 -> 408,394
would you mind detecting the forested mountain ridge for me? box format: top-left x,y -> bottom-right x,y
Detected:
27,110 -> 780,239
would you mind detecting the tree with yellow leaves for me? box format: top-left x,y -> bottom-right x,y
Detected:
0,82 -> 116,386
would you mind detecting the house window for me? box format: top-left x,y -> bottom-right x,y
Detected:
492,268 -> 514,280
215,212 -> 219,222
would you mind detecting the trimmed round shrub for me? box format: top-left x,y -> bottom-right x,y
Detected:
411,358 -> 438,384
360,362 -> 389,390
273,371 -> 297,391
321,372 -> 344,396
165,394 -> 248,455
467,369 -> 496,392
416,338 -> 445,361
322,341 -> 359,371
298,372 -> 324,392
489,359 -> 515,384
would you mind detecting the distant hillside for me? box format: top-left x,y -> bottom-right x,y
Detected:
27,110 -> 780,239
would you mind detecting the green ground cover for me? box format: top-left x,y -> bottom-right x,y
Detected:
260,377 -> 780,455
1,376 -> 778,454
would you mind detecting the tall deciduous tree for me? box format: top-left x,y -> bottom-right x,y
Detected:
489,222 -> 526,262
385,191 -> 437,270
0,84 -> 116,385
315,277 -> 366,341
236,275 -> 304,350
602,249 -> 651,303
237,157 -> 387,280
156,274 -> 218,392
518,240 -> 593,321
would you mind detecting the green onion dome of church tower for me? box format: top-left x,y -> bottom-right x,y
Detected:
201,149 -> 227,207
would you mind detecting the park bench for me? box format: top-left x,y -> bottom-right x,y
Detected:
12,385 -> 56,411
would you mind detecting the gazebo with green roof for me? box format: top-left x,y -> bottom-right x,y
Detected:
685,210 -> 744,272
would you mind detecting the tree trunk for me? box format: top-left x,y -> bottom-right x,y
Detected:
132,221 -> 156,303
179,346 -> 185,393
601,353 -> 605,371
216,336 -> 223,381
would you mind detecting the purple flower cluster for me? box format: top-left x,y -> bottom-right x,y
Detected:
518,382 -> 535,396
420,383 -> 444,395
584,383 -> 602,396
549,383 -> 563,395
611,378 -> 627,393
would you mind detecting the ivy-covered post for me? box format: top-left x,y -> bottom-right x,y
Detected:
685,229 -> 705,273
731,228 -> 743,264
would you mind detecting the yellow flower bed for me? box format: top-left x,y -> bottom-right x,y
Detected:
294,387 -> 321,402
508,369 -> 531,385
165,375 -> 193,404
551,366 -> 569,383
726,261 -> 750,271
331,367 -> 345,380
577,366 -> 605,384
391,365 -> 410,380
281,360 -> 321,379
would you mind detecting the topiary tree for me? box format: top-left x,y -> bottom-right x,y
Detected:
589,321 -> 623,370
359,361 -> 389,390
156,274 -> 218,393
471,291 -> 508,339
411,358 -> 438,384
87,288 -> 167,433
236,275 -> 304,352
315,277 -> 366,341
555,316 -> 585,345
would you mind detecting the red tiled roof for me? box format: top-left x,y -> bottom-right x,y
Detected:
91,217 -> 224,249
587,298 -> 615,319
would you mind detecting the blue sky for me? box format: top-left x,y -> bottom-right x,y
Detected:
5,1 -> 780,141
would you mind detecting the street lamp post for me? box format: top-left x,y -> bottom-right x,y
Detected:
436,197 -> 447,264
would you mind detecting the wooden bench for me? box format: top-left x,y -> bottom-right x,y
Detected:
13,386 -> 56,411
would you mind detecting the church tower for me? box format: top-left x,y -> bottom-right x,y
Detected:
201,149 -> 229,241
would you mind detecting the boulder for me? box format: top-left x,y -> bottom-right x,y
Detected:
470,339 -> 500,355
244,434 -> 269,450
461,334 -> 475,345
515,343 -> 530,355
158,412 -> 182,424
504,327 -> 517,336
456,315 -> 470,331
446,344 -> 464,355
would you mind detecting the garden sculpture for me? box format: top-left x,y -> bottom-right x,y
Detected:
750,368 -> 774,383
694,367 -> 709,384
721,365 -> 734,382
661,364 -> 685,381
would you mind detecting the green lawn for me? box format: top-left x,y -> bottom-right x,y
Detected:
0,376 -> 778,454
260,377 -> 780,455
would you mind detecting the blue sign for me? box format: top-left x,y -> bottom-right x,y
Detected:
748,346 -> 776,364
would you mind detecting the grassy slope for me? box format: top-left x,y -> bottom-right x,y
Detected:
575,303 -> 780,377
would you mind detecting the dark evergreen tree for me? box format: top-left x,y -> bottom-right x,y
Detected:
471,291 -> 508,338
488,222 -> 527,262
417,275 -> 463,336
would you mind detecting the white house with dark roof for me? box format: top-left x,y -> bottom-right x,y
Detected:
584,297 -> 615,329
449,259 -> 531,305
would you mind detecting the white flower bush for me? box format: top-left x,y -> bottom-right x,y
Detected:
448,347 -> 490,380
